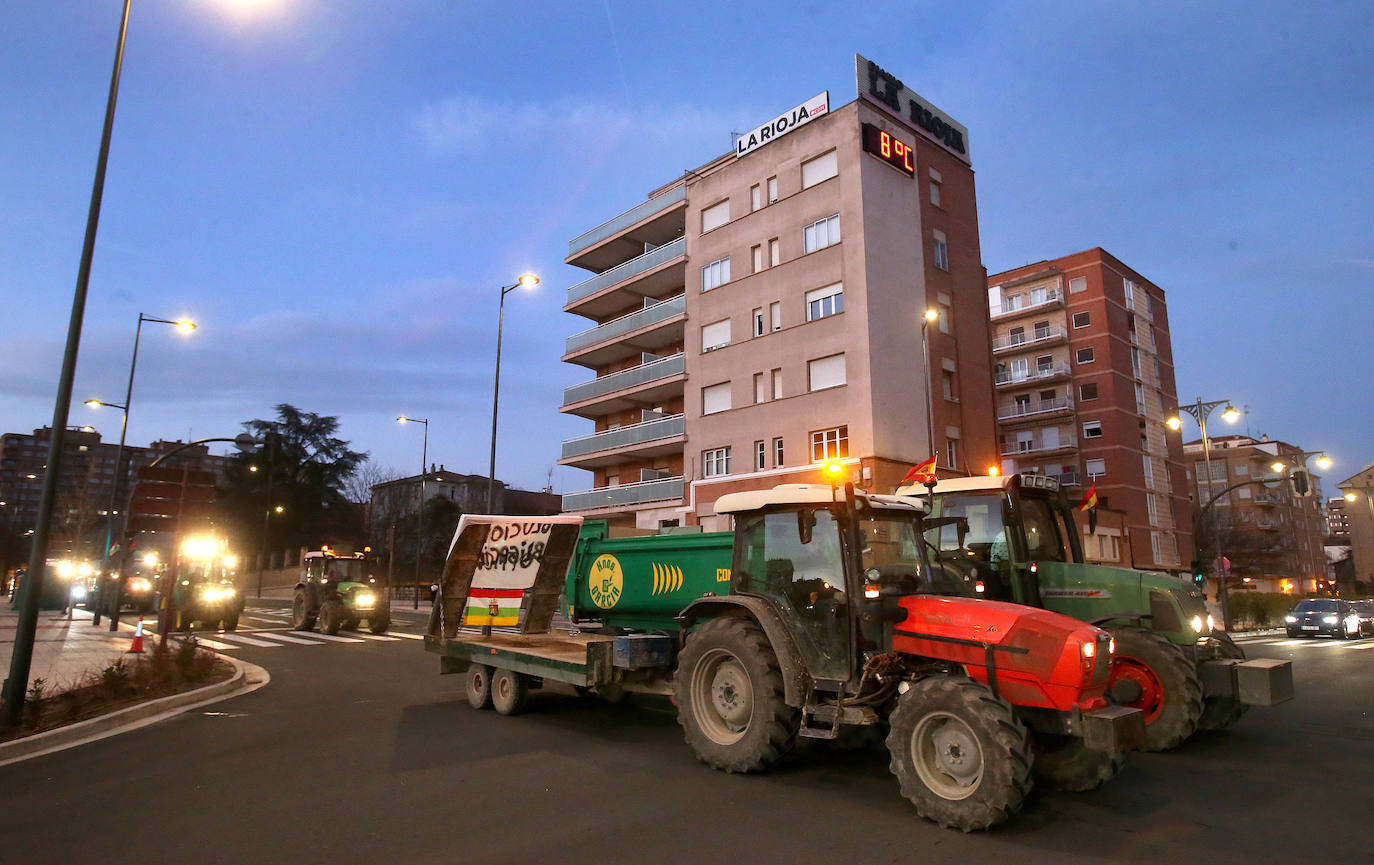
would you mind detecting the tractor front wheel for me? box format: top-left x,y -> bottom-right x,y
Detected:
1031,734 -> 1126,792
368,616 -> 391,635
1196,633 -> 1251,732
674,616 -> 798,773
292,591 -> 316,631
1107,627 -> 1204,751
319,600 -> 345,635
886,676 -> 1033,832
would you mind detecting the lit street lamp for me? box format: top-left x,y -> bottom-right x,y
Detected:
398,415 -> 428,609
1167,397 -> 1239,629
488,273 -> 539,512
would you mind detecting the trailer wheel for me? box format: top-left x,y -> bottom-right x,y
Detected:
1031,734 -> 1126,792
466,664 -> 493,709
1196,633 -> 1251,732
491,669 -> 529,716
292,591 -> 316,631
886,676 -> 1032,832
674,616 -> 798,773
1107,627 -> 1204,751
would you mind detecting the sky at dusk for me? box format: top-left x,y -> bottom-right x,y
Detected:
2,0 -> 1371,496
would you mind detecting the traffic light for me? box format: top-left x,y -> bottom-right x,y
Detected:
1190,559 -> 1206,587
1292,469 -> 1310,497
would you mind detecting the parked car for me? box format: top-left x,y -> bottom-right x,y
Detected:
1351,599 -> 1374,637
1285,598 -> 1362,639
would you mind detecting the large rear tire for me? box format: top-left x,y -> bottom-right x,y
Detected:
1197,633 -> 1251,731
292,591 -> 316,631
491,668 -> 529,716
466,664 -> 493,709
1031,735 -> 1126,792
368,616 -> 391,635
1107,626 -> 1204,751
674,616 -> 798,773
886,676 -> 1033,832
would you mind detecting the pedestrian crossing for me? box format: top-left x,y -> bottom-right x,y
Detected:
1240,635 -> 1374,651
179,626 -> 425,652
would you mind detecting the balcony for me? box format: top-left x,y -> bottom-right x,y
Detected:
560,413 -> 686,468
567,185 -> 687,271
565,236 -> 687,318
990,288 -> 1064,319
563,294 -> 686,368
994,363 -> 1071,387
561,353 -> 686,418
992,325 -> 1068,353
997,397 -> 1074,423
1000,436 -> 1078,458
562,476 -> 686,512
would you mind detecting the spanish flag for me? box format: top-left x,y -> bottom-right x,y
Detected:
900,455 -> 939,486
1078,483 -> 1099,533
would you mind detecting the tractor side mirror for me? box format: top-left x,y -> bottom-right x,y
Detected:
797,509 -> 816,545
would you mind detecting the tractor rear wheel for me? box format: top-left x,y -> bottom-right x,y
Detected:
223,612 -> 239,632
674,616 -> 798,773
886,676 -> 1032,832
1196,633 -> 1251,732
292,591 -> 316,631
491,669 -> 529,716
1107,627 -> 1204,751
368,616 -> 391,635
319,600 -> 345,635
1031,734 -> 1126,792
466,664 -> 493,709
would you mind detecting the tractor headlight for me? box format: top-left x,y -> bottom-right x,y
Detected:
1206,614 -> 1215,632
70,584 -> 88,600
354,592 -> 376,609
1080,639 -> 1096,659
1190,615 -> 1205,633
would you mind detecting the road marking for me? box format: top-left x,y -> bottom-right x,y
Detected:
1268,639 -> 1313,647
1245,638 -> 1288,645
211,633 -> 285,648
350,633 -> 401,641
193,638 -> 239,651
248,631 -> 323,645
1347,641 -> 1374,650
298,632 -> 365,643
384,631 -> 424,640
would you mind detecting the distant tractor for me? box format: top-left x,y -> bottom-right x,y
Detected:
295,549 -> 390,635
172,536 -> 246,631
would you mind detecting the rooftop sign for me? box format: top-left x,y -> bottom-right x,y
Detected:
856,54 -> 971,165
735,92 -> 830,158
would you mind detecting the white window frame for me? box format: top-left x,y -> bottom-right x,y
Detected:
701,257 -> 730,292
752,244 -> 762,273
1069,276 -> 1087,294
810,426 -> 848,462
771,368 -> 782,399
932,230 -> 949,271
752,308 -> 764,337
1082,420 -> 1103,439
754,440 -> 766,471
1073,311 -> 1091,329
701,319 -> 730,353
1076,347 -> 1095,364
805,282 -> 844,321
750,184 -> 761,212
803,214 -> 841,253
1086,458 -> 1106,478
767,176 -> 778,204
769,301 -> 781,332
773,437 -> 784,467
703,447 -> 731,478
768,238 -> 780,267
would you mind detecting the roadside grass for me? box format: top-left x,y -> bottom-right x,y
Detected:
0,637 -> 234,743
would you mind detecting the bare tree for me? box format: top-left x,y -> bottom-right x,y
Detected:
344,459 -> 402,504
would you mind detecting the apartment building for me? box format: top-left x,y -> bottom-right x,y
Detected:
1185,434 -> 1328,593
559,55 -> 997,529
1336,463 -> 1374,590
987,248 -> 1190,570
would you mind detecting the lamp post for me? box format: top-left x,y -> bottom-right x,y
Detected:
397,415 -> 428,610
488,274 -> 540,512
1167,397 -> 1240,629
920,307 -> 940,469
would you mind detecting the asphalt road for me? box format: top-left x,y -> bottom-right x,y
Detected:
0,612 -> 1369,865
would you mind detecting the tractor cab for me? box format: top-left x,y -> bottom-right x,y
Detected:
296,549 -> 390,635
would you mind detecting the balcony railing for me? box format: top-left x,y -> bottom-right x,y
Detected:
564,294 -> 685,356
1000,436 -> 1078,457
562,353 -> 685,407
990,288 -> 1064,318
568,186 -> 687,259
992,326 -> 1067,352
994,363 -> 1071,386
566,236 -> 687,305
561,413 -> 685,460
561,476 -> 685,511
997,397 -> 1074,421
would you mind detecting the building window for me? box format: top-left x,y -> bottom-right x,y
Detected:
1036,354 -> 1054,374
1069,276 -> 1087,294
771,368 -> 782,399
755,441 -> 766,471
1076,347 -> 1095,364
1146,494 -> 1159,526
701,258 -> 730,292
810,426 -> 848,461
1123,279 -> 1135,306
703,447 -> 731,477
942,369 -> 956,400
767,176 -> 778,204
701,319 -> 730,353
753,372 -> 766,404
770,301 -> 781,332
932,230 -> 949,271
803,215 -> 841,253
1073,311 -> 1091,328
937,303 -> 951,334
1143,455 -> 1155,490
773,437 -> 784,467
807,353 -> 846,391
801,151 -> 838,188
751,184 -> 761,212
1008,326 -> 1025,346
1080,382 -> 1098,401
1015,430 -> 1034,452
752,244 -> 763,273
805,283 -> 843,321
768,238 -> 780,267
702,382 -> 731,415
701,200 -> 730,233
1083,420 -> 1103,439
752,308 -> 764,337
929,175 -> 942,207
944,438 -> 959,469
1086,458 -> 1106,478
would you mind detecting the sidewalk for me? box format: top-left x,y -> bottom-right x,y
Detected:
0,605 -> 143,694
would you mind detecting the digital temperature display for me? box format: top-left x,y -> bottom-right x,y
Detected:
861,122 -> 915,176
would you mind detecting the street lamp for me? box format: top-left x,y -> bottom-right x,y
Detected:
920,307 -> 940,470
1167,396 -> 1239,628
398,415 -> 429,609
488,273 -> 540,512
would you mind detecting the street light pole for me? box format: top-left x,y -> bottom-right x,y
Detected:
1,0 -> 134,728
920,308 -> 940,468
398,416 -> 428,610
1169,397 -> 1239,629
487,274 -> 540,513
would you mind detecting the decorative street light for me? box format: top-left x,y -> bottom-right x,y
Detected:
1167,396 -> 1240,629
488,273 -> 539,512
398,415 -> 429,609
920,307 -> 941,472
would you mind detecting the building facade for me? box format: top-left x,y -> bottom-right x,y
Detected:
1336,463 -> 1374,591
986,248 -> 1189,570
1185,434 -> 1328,593
368,467 -> 561,541
558,56 -> 997,529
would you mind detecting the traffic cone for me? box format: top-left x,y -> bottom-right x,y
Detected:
128,616 -> 145,654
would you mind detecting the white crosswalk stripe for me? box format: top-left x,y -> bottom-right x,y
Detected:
193,637 -> 239,651
248,631 -> 322,645
296,632 -> 365,643
349,632 -> 401,641
211,633 -> 283,648
385,632 -> 425,640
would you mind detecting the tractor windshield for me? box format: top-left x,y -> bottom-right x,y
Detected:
324,558 -> 369,582
860,510 -> 977,598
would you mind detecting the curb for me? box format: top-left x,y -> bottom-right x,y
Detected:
0,654 -> 271,768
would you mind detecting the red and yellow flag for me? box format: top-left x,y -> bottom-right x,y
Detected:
464,588 -> 523,627
1078,483 -> 1099,512
900,455 -> 939,486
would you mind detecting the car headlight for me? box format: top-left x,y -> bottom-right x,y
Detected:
1323,615 -> 1339,625
1285,615 -> 1297,623
354,592 -> 376,608
70,585 -> 88,600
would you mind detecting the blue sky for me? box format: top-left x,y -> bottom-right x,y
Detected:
2,0 -> 1371,495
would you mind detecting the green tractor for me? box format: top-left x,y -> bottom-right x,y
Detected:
294,549 -> 390,635
905,473 -> 1292,751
